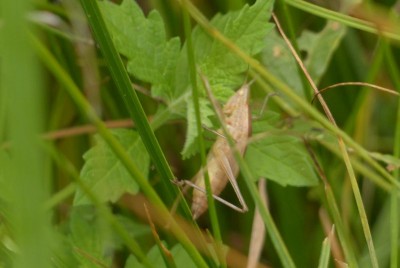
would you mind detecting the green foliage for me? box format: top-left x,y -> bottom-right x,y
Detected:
186,0 -> 274,100
99,0 -> 181,101
74,129 -> 149,205
298,22 -> 346,85
50,232 -> 80,268
181,97 -> 215,158
262,21 -> 346,98
69,206 -> 114,267
245,111 -> 319,186
246,134 -> 319,186
125,243 -> 196,268
66,205 -> 152,267
4,0 -> 400,267
100,0 -> 274,158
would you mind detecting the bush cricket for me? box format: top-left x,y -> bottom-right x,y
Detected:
174,81 -> 251,219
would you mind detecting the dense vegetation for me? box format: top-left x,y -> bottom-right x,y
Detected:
1,0 -> 400,267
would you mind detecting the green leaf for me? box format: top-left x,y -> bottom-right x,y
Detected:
100,0 -> 275,158
74,129 -> 149,205
111,215 -> 151,250
262,21 -> 346,97
169,244 -> 197,268
99,0 -> 181,101
183,0 -> 275,100
125,243 -> 196,268
181,97 -> 215,159
262,30 -> 303,96
245,135 -> 319,187
125,254 -> 144,268
68,208 -> 150,268
178,0 -> 275,156
50,232 -> 80,268
69,206 -> 114,268
100,0 -> 274,101
251,110 -> 282,133
298,21 -> 346,84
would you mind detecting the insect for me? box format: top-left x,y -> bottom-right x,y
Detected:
174,82 -> 251,219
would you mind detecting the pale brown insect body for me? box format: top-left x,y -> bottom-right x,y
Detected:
191,84 -> 251,219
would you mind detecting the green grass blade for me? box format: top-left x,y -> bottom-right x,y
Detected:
182,6 -> 223,257
44,183 -> 77,210
383,41 -> 400,268
318,236 -> 331,268
1,1 -> 53,267
318,139 -> 392,193
78,0 -> 177,205
285,0 -> 400,42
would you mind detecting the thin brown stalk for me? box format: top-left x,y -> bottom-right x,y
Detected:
43,119 -> 135,140
144,204 -> 176,267
0,119 -> 136,150
247,178 -> 268,268
311,81 -> 399,103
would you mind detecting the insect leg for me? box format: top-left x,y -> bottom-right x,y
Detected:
218,154 -> 248,213
255,92 -> 279,119
174,178 -> 247,213
169,178 -> 192,216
